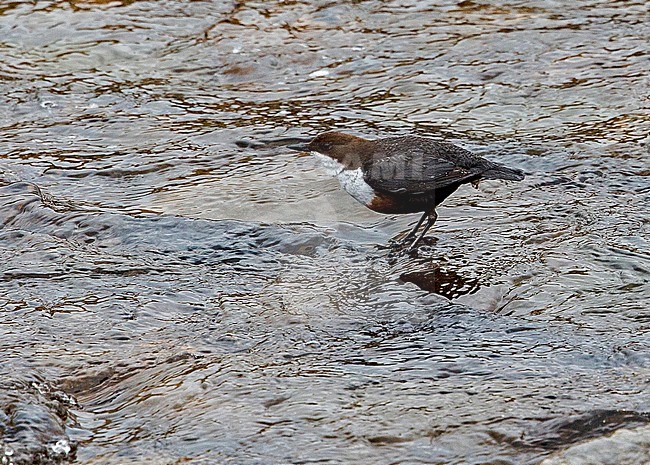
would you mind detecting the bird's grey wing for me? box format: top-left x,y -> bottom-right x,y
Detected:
363,154 -> 479,195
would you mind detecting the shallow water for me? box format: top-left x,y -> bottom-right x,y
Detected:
1,1 -> 649,464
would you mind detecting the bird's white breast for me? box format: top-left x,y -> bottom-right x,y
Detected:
312,152 -> 375,206
336,168 -> 376,206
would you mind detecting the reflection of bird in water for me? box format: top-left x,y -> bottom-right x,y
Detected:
288,132 -> 525,252
399,266 -> 481,300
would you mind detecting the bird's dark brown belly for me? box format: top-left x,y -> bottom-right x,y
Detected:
368,184 -> 461,214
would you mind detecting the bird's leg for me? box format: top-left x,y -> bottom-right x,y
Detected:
402,210 -> 429,241
406,210 -> 438,252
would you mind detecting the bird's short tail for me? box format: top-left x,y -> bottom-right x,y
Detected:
482,164 -> 525,181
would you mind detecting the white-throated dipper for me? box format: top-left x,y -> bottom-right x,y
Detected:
288,132 -> 525,252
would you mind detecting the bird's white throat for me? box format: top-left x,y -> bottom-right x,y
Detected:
312,152 -> 344,176
312,152 -> 375,206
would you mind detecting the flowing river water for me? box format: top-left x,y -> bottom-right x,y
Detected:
1,1 -> 649,464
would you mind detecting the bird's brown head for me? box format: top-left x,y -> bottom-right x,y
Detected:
288,132 -> 373,169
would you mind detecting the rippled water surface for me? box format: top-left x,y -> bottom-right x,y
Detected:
1,1 -> 649,464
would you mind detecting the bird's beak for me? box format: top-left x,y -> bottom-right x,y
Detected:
287,142 -> 310,152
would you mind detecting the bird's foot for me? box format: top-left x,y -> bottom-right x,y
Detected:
405,236 -> 438,254
388,235 -> 408,247
405,243 -> 418,254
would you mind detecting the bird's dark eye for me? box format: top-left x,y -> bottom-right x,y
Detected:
323,142 -> 333,151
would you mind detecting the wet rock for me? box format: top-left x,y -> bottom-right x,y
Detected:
399,266 -> 481,299
540,425 -> 650,465
0,377 -> 77,465
523,409 -> 650,450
